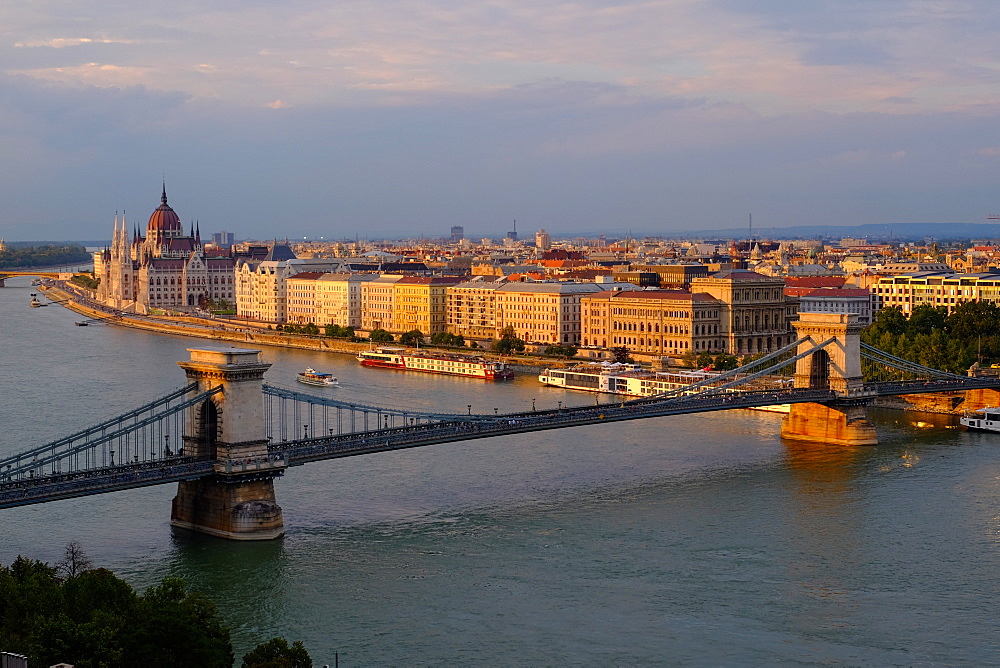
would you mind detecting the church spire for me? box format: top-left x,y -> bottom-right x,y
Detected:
161,180 -> 168,206
112,211 -> 119,254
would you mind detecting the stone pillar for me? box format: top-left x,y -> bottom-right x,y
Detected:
791,312 -> 866,395
784,312 -> 877,445
781,402 -> 878,446
170,347 -> 285,540
956,388 -> 1000,413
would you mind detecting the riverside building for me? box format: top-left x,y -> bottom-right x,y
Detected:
495,282 -> 605,346
234,247 -> 342,324
393,276 -> 465,335
580,289 -> 724,359
446,279 -> 507,342
690,269 -> 793,356
95,186 -> 237,314
872,270 -> 1000,314
361,275 -> 404,332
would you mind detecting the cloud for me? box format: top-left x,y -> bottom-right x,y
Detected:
1,0 -> 999,240
14,37 -> 141,48
3,0 -> 999,114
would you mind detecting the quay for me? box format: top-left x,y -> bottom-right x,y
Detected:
38,283 -> 570,370
36,283 -> 1000,416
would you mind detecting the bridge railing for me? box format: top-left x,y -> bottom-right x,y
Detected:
270,386 -> 839,465
0,456 -> 217,509
263,384 -> 477,442
0,384 -> 220,481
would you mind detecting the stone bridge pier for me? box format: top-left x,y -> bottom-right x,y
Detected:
171,347 -> 285,540
780,312 -> 878,446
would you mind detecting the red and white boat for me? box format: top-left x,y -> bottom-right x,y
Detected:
357,347 -> 514,380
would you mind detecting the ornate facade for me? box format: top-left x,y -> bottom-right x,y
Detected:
95,187 -> 236,313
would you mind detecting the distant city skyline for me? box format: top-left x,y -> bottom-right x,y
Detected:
1,1 -> 998,242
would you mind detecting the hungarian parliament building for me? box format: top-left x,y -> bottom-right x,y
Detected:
94,187 -> 237,314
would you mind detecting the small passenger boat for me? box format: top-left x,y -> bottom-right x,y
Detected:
960,407 -> 1000,432
296,368 -> 338,386
29,294 -> 43,307
75,321 -> 90,326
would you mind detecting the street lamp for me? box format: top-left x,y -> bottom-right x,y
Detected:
532,398 -> 536,411
558,401 -> 563,411
467,404 -> 472,415
303,424 -> 309,439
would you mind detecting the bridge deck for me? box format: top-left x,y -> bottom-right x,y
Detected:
4,375 -> 1000,510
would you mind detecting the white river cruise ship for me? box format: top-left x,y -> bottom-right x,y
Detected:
358,347 -> 514,380
538,363 -> 791,412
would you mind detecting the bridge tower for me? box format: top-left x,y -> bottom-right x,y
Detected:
780,312 -> 878,446
171,347 -> 285,540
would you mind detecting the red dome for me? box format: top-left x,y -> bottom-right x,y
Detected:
147,186 -> 182,233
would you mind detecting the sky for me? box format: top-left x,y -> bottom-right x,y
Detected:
1,0 -> 999,242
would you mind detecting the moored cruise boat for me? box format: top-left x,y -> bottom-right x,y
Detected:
358,347 -> 514,380
960,407 -> 1000,432
538,363 -> 791,412
296,368 -> 338,386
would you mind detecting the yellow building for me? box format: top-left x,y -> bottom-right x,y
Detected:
496,282 -> 603,345
392,276 -> 464,335
286,272 -> 323,324
361,275 -> 403,332
446,279 -> 506,341
316,273 -> 378,327
873,270 -> 1000,314
581,289 -> 724,357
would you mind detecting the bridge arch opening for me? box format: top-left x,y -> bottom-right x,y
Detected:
194,398 -> 220,458
809,349 -> 830,390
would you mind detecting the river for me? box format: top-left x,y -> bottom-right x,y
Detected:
2,276 -> 999,665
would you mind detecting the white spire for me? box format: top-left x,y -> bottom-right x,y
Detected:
112,212 -> 120,256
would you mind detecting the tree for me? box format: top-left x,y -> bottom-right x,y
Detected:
400,329 -> 425,347
325,324 -> 356,338
370,329 -> 394,343
866,305 -> 907,337
0,559 -> 235,668
430,332 -> 466,347
907,304 -> 948,335
56,541 -> 93,579
543,345 -> 577,358
712,353 -> 739,371
242,637 -> 313,668
122,577 -> 233,667
493,326 -> 526,355
609,346 -> 632,364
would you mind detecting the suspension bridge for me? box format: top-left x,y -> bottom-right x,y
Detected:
2,312 -> 999,539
